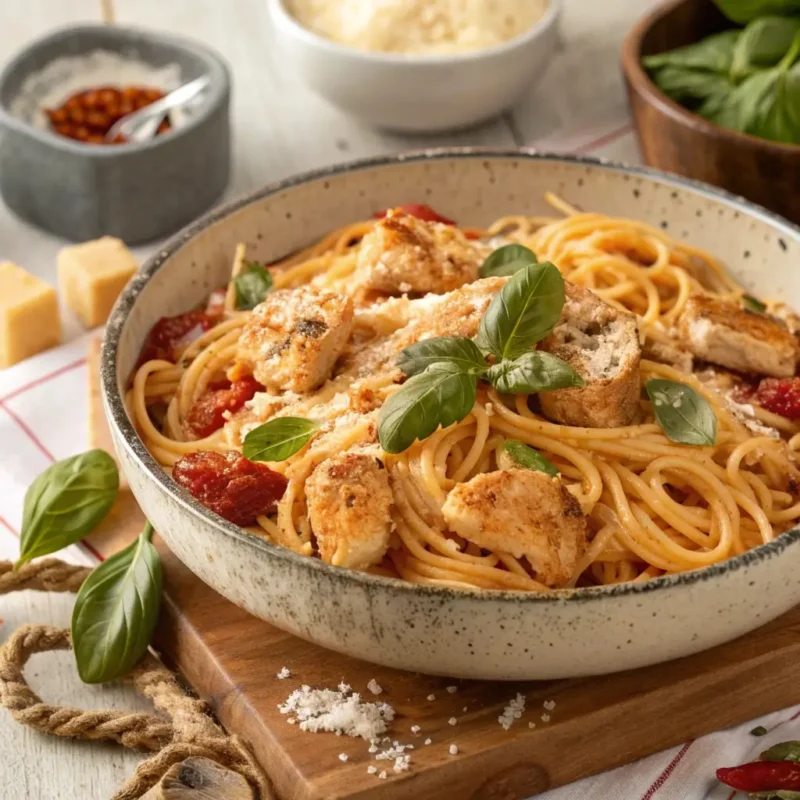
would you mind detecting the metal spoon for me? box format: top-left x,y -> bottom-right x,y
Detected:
105,75 -> 212,144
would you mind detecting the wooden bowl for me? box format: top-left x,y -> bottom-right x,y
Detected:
621,0 -> 800,224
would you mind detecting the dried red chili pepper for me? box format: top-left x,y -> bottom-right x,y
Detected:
716,760 -> 800,792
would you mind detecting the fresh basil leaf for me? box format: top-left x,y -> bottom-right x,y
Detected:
763,741 -> 800,762
643,30 -> 740,74
498,440 -> 558,477
646,379 -> 717,446
378,363 -> 477,454
748,791 -> 800,799
479,244 -> 537,279
485,351 -> 584,394
731,16 -> 800,81
713,0 -> 800,25
751,59 -> 800,144
743,293 -> 767,313
71,522 -> 162,684
234,260 -> 273,311
243,417 -> 319,462
397,337 -> 487,377
476,262 -> 565,361
16,450 -> 119,568
751,725 -> 769,736
649,65 -> 735,106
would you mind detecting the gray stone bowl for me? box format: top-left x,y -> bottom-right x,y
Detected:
0,25 -> 230,244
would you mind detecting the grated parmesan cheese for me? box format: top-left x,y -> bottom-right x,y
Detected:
498,693 -> 525,730
278,684 -> 394,740
285,0 -> 549,55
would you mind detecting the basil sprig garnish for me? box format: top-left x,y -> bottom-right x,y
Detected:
498,440 -> 558,477
397,337 -> 487,377
479,244 -> 538,278
378,363 -> 478,454
16,450 -> 119,568
742,293 -> 767,313
646,379 -> 717,446
486,351 -> 584,394
72,522 -> 162,684
476,261 -> 565,360
234,260 -> 273,311
243,416 -> 319,462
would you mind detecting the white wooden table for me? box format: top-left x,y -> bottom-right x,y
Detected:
0,1 -> 655,796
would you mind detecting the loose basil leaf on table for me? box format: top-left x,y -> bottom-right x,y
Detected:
378,363 -> 477,455
476,262 -> 565,361
731,16 -> 800,81
712,0 -> 800,24
234,260 -> 273,311
646,379 -> 717,446
479,244 -> 538,279
243,417 -> 319,462
72,522 -> 162,684
498,440 -> 559,477
643,29 -> 740,74
763,741 -> 800,762
396,336 -> 487,377
16,449 -> 119,568
485,351 -> 584,394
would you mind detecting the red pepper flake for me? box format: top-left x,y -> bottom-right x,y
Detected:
139,310 -> 217,365
754,377 -> 800,420
717,760 -> 800,792
372,204 -> 457,226
172,451 -> 288,526
186,375 -> 262,438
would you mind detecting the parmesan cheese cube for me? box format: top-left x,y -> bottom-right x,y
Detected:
0,262 -> 61,368
57,237 -> 138,328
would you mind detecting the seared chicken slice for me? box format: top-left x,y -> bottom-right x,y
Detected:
538,282 -> 641,428
441,468 -> 587,588
237,286 -> 354,393
677,294 -> 799,378
306,448 -> 393,569
357,211 -> 488,295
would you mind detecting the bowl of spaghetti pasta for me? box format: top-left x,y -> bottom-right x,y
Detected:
103,149 -> 800,680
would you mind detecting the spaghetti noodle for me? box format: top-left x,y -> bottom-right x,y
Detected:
127,197 -> 800,592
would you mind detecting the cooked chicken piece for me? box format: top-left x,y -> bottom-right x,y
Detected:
538,282 -> 641,428
677,294 -> 799,378
441,468 -> 587,588
237,286 -> 354,393
306,448 -> 393,569
642,337 -> 693,373
357,211 -> 488,295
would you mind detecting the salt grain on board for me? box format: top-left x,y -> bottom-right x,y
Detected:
541,713 -> 551,722
449,744 -> 458,755
276,667 -> 291,679
367,679 -> 383,695
498,693 -> 526,731
446,686 -> 458,693
448,717 -> 457,726
411,725 -> 421,733
543,700 -> 556,711
424,738 -> 432,745
338,753 -> 348,762
427,694 -> 436,701
367,765 -> 377,775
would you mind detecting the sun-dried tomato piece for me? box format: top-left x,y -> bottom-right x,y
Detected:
754,377 -> 800,420
372,203 -> 457,226
172,451 -> 287,526
186,375 -> 262,438
139,310 -> 217,365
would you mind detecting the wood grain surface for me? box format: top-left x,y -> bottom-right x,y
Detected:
84,341 -> 800,800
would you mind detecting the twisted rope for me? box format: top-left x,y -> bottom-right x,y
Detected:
0,558 -> 273,799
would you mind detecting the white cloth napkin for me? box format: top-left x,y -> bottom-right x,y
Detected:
2,332 -> 799,800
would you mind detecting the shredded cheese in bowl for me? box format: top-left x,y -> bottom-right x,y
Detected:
284,0 -> 549,55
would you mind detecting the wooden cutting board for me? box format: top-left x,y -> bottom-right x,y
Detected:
87,340 -> 800,800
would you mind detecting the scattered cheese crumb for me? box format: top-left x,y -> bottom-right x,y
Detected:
338,753 -> 348,762
276,667 -> 291,679
338,682 -> 352,693
541,714 -> 550,723
498,693 -> 526,731
411,725 -> 421,734
543,700 -> 556,711
427,694 -> 436,701
367,679 -> 383,695
448,717 -> 457,726
449,744 -> 458,756
367,765 -> 377,775
378,770 -> 387,780
446,685 -> 458,693
424,738 -> 432,745
278,684 -> 394,740
528,722 -> 536,729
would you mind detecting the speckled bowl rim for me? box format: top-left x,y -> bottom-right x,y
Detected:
103,147 -> 800,604
268,0 -> 561,65
621,0 -> 800,155
0,23 -> 231,156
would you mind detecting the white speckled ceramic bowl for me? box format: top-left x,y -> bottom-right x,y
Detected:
102,150 -> 800,680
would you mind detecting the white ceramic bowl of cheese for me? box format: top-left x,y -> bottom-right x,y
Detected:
266,0 -> 561,133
